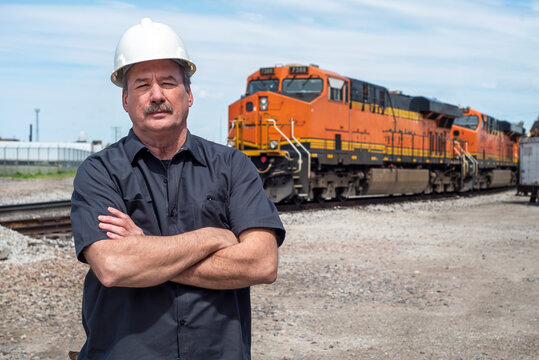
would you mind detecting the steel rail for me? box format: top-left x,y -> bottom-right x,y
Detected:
0,199 -> 71,214
276,186 -> 514,213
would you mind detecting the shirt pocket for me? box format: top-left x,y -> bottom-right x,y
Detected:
197,195 -> 230,230
123,196 -> 160,235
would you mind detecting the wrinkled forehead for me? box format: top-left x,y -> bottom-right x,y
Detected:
124,59 -> 184,84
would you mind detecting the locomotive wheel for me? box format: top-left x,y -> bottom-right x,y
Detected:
313,189 -> 325,203
291,195 -> 304,205
336,187 -> 347,202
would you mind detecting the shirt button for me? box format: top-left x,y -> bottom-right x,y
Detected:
170,208 -> 176,217
163,178 -> 168,184
179,320 -> 186,326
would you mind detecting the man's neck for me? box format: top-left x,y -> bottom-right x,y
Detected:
134,128 -> 188,160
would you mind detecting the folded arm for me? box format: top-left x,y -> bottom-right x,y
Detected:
170,227 -> 278,289
93,207 -> 279,289
84,207 -> 237,288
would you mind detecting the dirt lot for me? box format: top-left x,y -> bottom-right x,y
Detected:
0,177 -> 538,359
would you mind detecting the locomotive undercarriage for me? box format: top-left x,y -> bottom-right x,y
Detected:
258,156 -> 516,203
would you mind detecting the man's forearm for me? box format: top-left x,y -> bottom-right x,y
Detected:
84,227 -> 237,288
170,228 -> 278,290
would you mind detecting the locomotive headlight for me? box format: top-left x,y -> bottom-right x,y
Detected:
269,140 -> 278,149
259,96 -> 268,111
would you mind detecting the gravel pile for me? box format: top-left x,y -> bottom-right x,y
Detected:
1,178 -> 538,359
0,227 -> 57,265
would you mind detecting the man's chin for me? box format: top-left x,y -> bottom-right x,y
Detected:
142,122 -> 185,135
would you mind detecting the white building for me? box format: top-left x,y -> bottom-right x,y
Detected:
0,140 -> 103,175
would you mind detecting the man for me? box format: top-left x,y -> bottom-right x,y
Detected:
71,18 -> 285,359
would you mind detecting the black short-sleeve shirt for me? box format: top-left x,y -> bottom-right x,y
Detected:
71,130 -> 285,360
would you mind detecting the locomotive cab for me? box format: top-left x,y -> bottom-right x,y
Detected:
228,65 -> 351,202
451,108 -> 522,189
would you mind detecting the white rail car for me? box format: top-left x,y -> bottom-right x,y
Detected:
518,137 -> 539,202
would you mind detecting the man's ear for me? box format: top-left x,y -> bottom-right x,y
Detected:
122,89 -> 128,112
188,88 -> 193,107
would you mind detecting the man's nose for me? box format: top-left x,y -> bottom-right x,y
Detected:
149,84 -> 166,103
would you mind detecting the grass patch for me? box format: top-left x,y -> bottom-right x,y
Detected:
0,171 -> 77,179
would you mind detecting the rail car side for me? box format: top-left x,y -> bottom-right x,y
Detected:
518,137 -> 539,202
228,65 -> 523,203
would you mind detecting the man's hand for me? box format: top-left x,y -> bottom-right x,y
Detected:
98,207 -> 144,239
97,207 -> 237,248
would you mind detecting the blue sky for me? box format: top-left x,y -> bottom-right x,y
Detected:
1,0 -> 538,144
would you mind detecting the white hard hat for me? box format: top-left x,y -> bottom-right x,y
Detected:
111,18 -> 196,87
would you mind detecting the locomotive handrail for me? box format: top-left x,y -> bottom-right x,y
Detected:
257,162 -> 273,174
462,142 -> 478,176
228,119 -> 237,140
227,119 -> 237,146
266,119 -> 303,174
454,141 -> 478,177
230,117 -> 245,150
290,118 -> 311,181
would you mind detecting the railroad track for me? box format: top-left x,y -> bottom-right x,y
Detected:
0,200 -> 72,237
0,215 -> 72,236
0,187 -> 514,237
275,186 -> 514,212
0,199 -> 72,215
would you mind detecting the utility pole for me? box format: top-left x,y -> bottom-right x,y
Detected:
35,108 -> 40,142
29,124 -> 33,141
111,126 -> 122,143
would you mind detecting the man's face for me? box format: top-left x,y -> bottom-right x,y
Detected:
122,59 -> 193,136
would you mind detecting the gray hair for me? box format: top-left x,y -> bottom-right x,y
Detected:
122,60 -> 191,92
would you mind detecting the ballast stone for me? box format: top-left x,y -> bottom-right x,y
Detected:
0,246 -> 10,261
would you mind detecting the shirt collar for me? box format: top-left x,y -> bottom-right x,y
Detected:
181,131 -> 207,167
124,129 -> 207,167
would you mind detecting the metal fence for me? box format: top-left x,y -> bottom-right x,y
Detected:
0,146 -> 92,175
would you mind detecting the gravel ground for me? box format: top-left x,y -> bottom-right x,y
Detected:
0,177 -> 538,359
0,178 -> 73,205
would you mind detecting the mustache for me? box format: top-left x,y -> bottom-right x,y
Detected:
144,103 -> 173,115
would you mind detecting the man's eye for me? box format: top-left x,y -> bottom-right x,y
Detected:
136,84 -> 149,89
162,82 -> 176,87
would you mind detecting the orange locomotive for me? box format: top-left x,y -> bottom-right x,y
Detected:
451,108 -> 523,190
228,64 -> 523,203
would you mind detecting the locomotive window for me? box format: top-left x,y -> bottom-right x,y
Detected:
283,78 -> 323,93
330,87 -> 342,101
453,115 -> 479,130
379,90 -> 385,108
282,78 -> 323,102
328,77 -> 346,103
247,79 -> 279,95
362,84 -> 369,103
